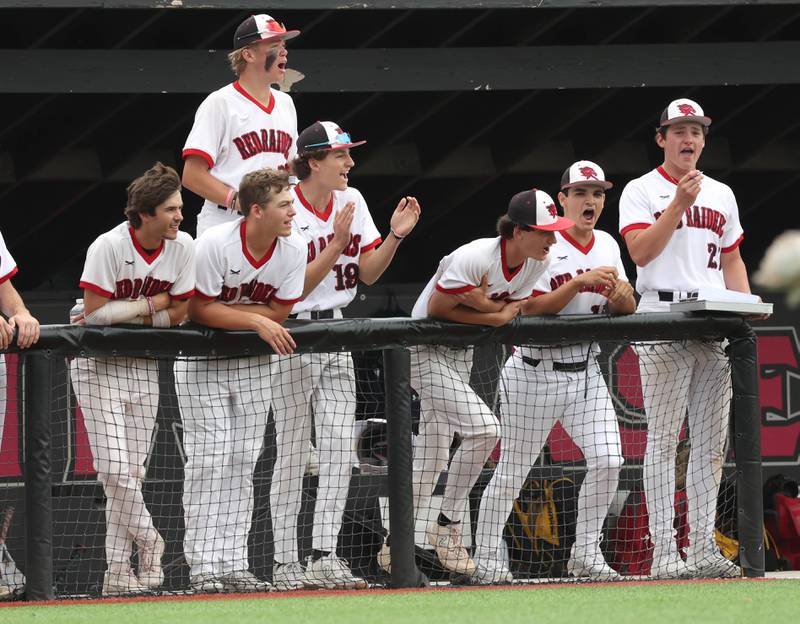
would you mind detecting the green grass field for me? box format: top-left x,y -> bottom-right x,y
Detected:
4,580 -> 799,624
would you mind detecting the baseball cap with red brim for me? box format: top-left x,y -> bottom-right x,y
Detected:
297,121 -> 367,154
233,14 -> 300,49
507,189 -> 574,232
659,98 -> 712,127
561,160 -> 613,191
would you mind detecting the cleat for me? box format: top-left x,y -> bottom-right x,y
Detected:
649,553 -> 694,579
219,570 -> 272,592
377,540 -> 392,574
189,573 -> 225,593
426,523 -> 476,575
687,542 -> 741,579
304,555 -> 368,590
471,558 -> 513,585
567,548 -> 622,581
273,562 -> 307,591
103,569 -> 148,596
136,533 -> 165,589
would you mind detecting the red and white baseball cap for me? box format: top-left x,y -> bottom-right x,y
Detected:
659,98 -> 712,127
507,189 -> 574,232
297,121 -> 367,153
560,160 -> 613,190
233,14 -> 300,49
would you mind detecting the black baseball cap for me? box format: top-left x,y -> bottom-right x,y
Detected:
507,189 -> 574,232
297,121 -> 366,154
233,14 -> 300,49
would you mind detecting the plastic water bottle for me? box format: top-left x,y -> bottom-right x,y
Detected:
69,298 -> 84,325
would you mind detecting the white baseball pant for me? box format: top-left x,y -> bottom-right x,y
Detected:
175,354 -> 272,577
636,340 -> 730,561
271,351 -> 357,564
410,346 -> 501,525
474,351 -> 623,563
70,356 -> 160,573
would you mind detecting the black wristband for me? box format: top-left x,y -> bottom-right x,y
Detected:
390,229 -> 405,241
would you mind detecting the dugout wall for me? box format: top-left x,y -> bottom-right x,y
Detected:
0,313 -> 763,600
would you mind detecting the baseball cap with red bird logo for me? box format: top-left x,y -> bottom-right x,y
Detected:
659,98 -> 712,128
507,188 -> 574,232
560,160 -> 613,190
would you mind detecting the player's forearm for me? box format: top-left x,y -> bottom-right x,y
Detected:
182,158 -> 235,207
224,303 -> 289,323
522,282 -> 582,316
303,243 -> 346,297
358,236 -> 401,285
0,281 -> 28,318
429,297 -> 508,327
187,299 -> 267,332
625,203 -> 684,266
721,253 -> 751,294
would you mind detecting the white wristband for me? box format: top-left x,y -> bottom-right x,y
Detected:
151,309 -> 171,328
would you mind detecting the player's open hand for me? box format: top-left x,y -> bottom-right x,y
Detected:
389,196 -> 421,238
576,266 -> 618,290
255,317 -> 296,355
8,310 -> 40,349
675,169 -> 703,209
455,274 -> 505,313
332,201 -> 355,251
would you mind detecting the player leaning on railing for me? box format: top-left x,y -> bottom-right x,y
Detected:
378,188 -> 572,577
69,163 -> 195,596
174,168 -> 306,594
270,121 -> 420,591
472,161 -> 635,584
619,98 -> 767,579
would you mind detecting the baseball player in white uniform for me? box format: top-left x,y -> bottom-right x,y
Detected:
182,14 -> 300,237
175,168 -> 306,594
69,163 -> 195,596
0,230 -> 40,454
619,98 -> 755,578
381,189 -> 572,577
270,121 -> 420,590
472,162 -> 635,584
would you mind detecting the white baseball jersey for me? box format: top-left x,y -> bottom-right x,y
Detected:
619,166 -> 744,294
79,222 -> 195,302
412,237 -> 548,318
183,82 -> 298,235
194,218 -> 305,306
533,230 -> 628,315
0,230 -> 18,285
290,185 -> 382,314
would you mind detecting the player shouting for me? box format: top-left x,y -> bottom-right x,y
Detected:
175,168 -> 306,593
270,121 -> 420,590
472,162 -> 635,584
619,98 -> 754,578
379,189 -> 572,577
70,163 -> 195,595
182,14 -> 300,237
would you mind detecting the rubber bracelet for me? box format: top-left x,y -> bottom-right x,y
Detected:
225,187 -> 236,210
390,229 -> 405,240
146,296 -> 156,318
231,191 -> 239,211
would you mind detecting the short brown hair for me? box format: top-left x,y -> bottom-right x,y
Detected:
125,162 -> 181,228
496,214 -> 532,240
227,46 -> 252,77
238,168 -> 291,217
656,124 -> 709,140
291,149 -> 331,181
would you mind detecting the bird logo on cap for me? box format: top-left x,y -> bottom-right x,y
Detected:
579,166 -> 599,181
678,103 -> 697,116
547,204 -> 558,218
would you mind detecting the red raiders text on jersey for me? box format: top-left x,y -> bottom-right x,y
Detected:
653,205 -> 726,236
233,129 -> 293,161
114,277 -> 173,299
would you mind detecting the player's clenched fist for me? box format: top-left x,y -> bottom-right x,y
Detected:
605,280 -> 634,306
254,317 -> 296,355
492,299 -> 525,326
675,169 -> 703,209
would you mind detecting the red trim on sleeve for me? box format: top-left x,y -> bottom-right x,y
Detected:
360,237 -> 382,254
531,290 -> 547,297
721,234 -> 744,253
193,290 -> 217,301
620,223 -> 650,238
171,290 -> 195,301
80,281 -> 113,298
435,283 -> 477,295
233,80 -> 275,115
182,149 -> 214,169
272,295 -> 302,306
0,266 -> 18,285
